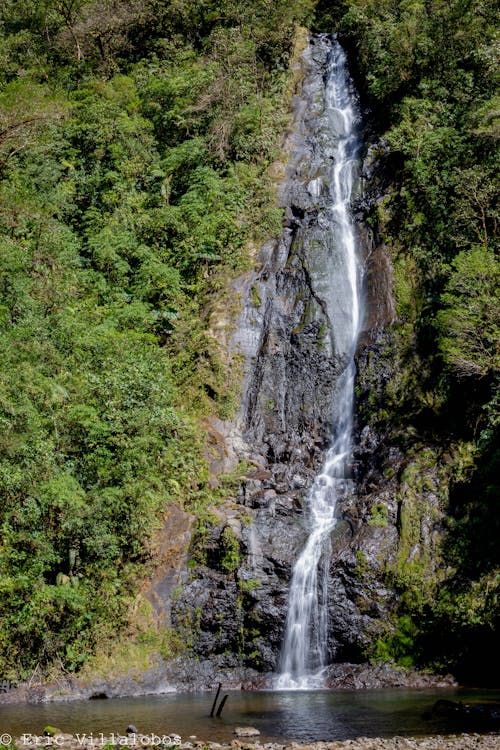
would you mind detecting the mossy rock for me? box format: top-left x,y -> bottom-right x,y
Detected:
43,727 -> 62,737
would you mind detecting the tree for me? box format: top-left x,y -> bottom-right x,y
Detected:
0,81 -> 66,170
452,166 -> 499,248
437,247 -> 500,378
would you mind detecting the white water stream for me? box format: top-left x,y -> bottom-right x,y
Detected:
276,38 -> 362,690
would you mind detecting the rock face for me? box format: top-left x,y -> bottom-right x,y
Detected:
171,34 -> 452,683
173,35 -> 363,673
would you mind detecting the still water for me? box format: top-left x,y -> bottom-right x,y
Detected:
1,689 -> 499,742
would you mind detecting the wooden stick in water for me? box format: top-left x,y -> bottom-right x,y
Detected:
216,694 -> 228,718
210,682 -> 222,717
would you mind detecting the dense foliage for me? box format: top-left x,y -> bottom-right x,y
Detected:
0,0 -> 313,679
316,0 -> 499,681
1,0 -> 497,685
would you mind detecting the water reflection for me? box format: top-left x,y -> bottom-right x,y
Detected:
1,689 -> 499,742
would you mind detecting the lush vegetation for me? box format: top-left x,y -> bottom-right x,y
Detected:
1,0 -> 497,685
316,0 -> 499,681
0,0 -> 313,679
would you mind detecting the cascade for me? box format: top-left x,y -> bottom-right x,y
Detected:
276,36 -> 363,690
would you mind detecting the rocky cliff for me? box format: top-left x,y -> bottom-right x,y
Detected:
167,35 -> 455,682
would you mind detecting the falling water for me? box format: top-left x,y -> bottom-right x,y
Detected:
276,37 -> 363,690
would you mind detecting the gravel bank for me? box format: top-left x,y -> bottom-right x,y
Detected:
13,734 -> 500,750
257,736 -> 500,749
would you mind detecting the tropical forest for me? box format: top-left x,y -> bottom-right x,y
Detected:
0,0 -> 498,708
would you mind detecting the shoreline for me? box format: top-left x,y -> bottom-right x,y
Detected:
0,661 -> 459,704
5,734 -> 500,750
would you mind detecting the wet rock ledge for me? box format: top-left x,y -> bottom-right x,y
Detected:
0,661 -> 457,702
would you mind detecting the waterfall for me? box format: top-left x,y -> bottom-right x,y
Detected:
276,37 -> 362,690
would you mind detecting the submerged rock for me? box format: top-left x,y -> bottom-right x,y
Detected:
424,699 -> 500,729
234,728 -> 261,737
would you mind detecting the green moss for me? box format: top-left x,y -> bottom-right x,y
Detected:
159,627 -> 187,661
372,615 -> 418,668
189,510 -> 220,567
250,284 -> 262,308
221,526 -> 241,574
43,728 -> 62,738
364,447 -> 462,669
237,511 -> 253,526
239,578 -> 261,593
292,297 -> 314,335
387,448 -> 447,609
393,254 -> 422,324
354,550 -> 371,580
172,606 -> 202,654
368,502 -> 388,527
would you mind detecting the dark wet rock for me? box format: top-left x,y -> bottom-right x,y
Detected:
424,699 -> 500,730
0,656 -> 459,703
323,663 -> 457,690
